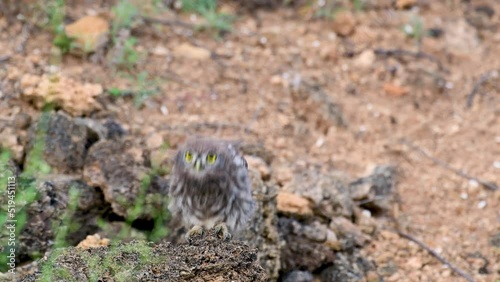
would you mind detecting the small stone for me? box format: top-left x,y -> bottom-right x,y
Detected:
349,182 -> 372,201
277,192 -> 313,216
396,0 -> 416,9
282,270 -> 313,282
380,230 -> 399,240
0,127 -> 24,162
477,200 -> 487,209
325,229 -> 342,250
65,16 -> 109,54
366,271 -> 379,282
151,45 -> 169,56
330,217 -> 370,246
468,179 -> 479,188
383,83 -> 409,96
13,113 -> 32,129
274,166 -> 293,185
76,234 -> 110,249
145,133 -> 164,149
172,43 -> 211,60
332,12 -> 356,37
245,155 -> 271,180
354,49 -> 376,68
406,256 -> 423,269
489,232 -> 500,247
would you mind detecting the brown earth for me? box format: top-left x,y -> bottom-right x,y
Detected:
0,0 -> 499,281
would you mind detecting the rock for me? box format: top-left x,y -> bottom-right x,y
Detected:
383,83 -> 409,97
235,170 -> 281,281
26,112 -> 90,173
103,119 -> 127,139
151,45 -> 169,56
332,12 -> 356,37
83,138 -> 169,219
490,232 -> 500,248
73,117 -> 125,141
282,270 -> 314,282
465,4 -> 495,29
330,217 -> 370,248
353,49 -> 376,69
76,234 -> 110,249
319,252 -> 378,282
395,0 -> 416,9
20,73 -> 103,116
13,113 -> 32,130
277,192 -> 313,217
274,166 -> 294,185
0,127 -> 24,163
285,167 -> 354,219
64,16 -> 109,54
9,176 -> 107,262
349,165 -> 398,213
20,231 -> 267,282
278,217 -> 335,272
145,133 -> 164,150
245,155 -> 271,180
172,43 -> 211,61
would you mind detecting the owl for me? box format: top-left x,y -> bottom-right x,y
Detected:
168,137 -> 255,241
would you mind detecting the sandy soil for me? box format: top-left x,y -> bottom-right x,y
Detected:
1,1 -> 499,281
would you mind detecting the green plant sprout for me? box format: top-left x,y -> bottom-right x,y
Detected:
403,14 -> 425,47
181,0 -> 234,35
108,71 -> 160,107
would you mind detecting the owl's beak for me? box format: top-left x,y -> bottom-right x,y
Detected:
194,159 -> 201,171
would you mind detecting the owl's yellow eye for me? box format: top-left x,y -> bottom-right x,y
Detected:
206,153 -> 217,164
185,151 -> 193,163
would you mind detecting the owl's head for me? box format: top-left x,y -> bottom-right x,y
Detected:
175,138 -> 232,178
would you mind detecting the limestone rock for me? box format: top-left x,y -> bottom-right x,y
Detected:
65,16 -> 109,54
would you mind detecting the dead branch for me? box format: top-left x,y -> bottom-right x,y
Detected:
374,48 -> 446,71
466,70 -> 498,108
396,230 -> 476,282
400,139 -> 498,191
140,15 -> 195,29
16,23 -> 30,53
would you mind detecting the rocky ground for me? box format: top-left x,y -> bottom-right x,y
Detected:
0,0 -> 499,281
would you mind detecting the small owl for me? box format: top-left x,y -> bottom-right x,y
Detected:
168,137 -> 255,241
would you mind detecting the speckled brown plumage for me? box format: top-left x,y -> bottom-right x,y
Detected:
168,137 -> 255,241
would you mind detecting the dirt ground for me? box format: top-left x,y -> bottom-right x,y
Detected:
1,0 -> 499,281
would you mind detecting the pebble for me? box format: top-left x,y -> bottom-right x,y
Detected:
477,200 -> 487,209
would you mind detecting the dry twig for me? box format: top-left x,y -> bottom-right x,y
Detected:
16,23 -> 30,53
396,230 -> 476,282
401,139 -> 498,191
374,48 -> 446,71
140,16 -> 195,29
466,70 -> 498,108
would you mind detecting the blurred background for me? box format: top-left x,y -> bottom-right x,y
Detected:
0,0 -> 499,281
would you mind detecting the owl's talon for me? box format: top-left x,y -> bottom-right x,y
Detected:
185,225 -> 204,242
214,223 -> 232,241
